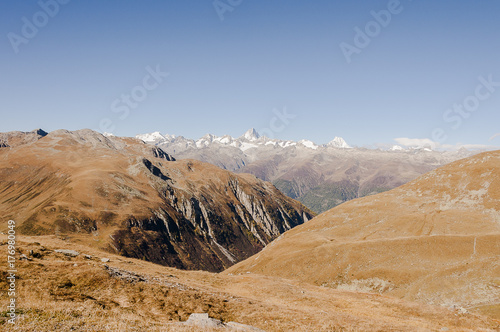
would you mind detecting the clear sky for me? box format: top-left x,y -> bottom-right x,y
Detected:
1,0 -> 499,149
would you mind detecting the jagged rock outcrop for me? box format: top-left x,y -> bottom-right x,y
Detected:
0,129 -> 314,272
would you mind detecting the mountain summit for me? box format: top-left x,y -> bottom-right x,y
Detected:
327,136 -> 351,149
242,128 -> 260,141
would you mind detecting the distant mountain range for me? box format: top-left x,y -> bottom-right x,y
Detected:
136,129 -> 481,213
136,128 -> 352,152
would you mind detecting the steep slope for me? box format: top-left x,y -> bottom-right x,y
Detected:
226,150 -> 500,318
0,129 -> 314,272
139,129 -> 480,213
1,235 -> 498,331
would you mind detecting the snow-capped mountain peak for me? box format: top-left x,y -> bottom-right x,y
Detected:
196,134 -> 218,148
242,128 -> 260,141
136,131 -> 175,144
326,137 -> 351,149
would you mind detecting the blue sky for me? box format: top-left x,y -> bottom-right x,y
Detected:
1,0 -> 499,149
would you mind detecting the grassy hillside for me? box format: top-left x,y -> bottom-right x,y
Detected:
1,235 -> 497,331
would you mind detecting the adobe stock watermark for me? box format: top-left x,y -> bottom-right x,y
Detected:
7,0 -> 70,54
340,0 -> 410,64
213,0 -> 243,21
432,74 -> 500,144
99,65 -> 169,134
6,220 -> 17,324
259,107 -> 296,139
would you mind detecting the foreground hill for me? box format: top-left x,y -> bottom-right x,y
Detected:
138,129 -> 479,213
0,235 -> 497,331
227,150 -> 500,319
0,129 -> 313,272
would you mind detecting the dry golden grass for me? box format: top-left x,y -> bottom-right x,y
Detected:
1,235 -> 498,331
227,150 -> 500,321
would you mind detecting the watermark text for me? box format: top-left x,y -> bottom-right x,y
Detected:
7,0 -> 70,54
6,220 -> 17,324
432,75 -> 500,144
99,64 -> 169,134
259,107 -> 296,139
213,0 -> 243,21
340,0 -> 408,64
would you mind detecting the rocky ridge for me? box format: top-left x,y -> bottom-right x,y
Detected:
0,129 -> 313,272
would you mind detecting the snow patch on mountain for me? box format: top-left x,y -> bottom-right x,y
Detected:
390,145 -> 405,151
240,142 -> 259,151
299,140 -> 319,150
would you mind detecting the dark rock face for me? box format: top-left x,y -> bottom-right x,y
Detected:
151,146 -> 175,161
109,166 -> 314,272
33,129 -> 48,137
142,158 -> 171,181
